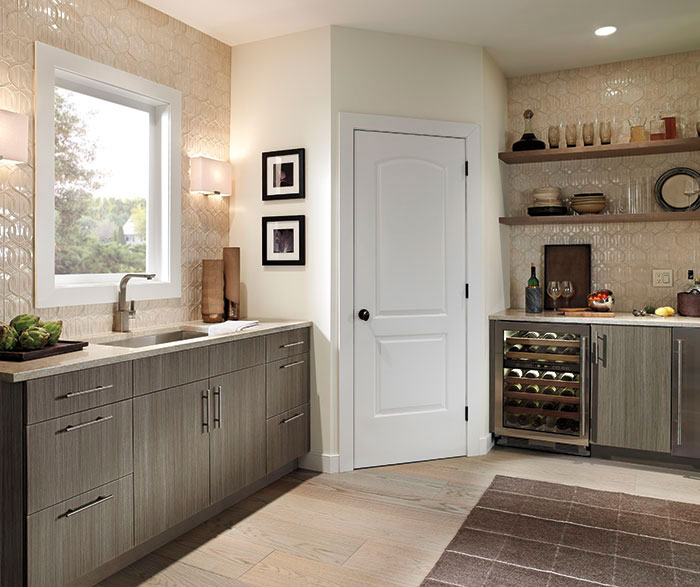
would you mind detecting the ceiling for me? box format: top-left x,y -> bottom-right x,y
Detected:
140,0 -> 700,76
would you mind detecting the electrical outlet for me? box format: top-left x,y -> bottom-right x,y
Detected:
652,269 -> 673,288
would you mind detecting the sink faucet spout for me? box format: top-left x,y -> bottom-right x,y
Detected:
114,273 -> 156,332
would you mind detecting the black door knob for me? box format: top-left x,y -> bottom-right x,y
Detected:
358,309 -> 370,321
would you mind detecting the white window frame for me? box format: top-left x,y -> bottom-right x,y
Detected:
34,42 -> 181,308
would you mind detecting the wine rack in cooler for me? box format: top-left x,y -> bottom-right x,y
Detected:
493,321 -> 590,449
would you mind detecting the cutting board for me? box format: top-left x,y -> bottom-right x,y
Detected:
560,310 -> 616,317
544,244 -> 591,310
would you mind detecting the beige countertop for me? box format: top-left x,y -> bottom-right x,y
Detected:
490,309 -> 700,328
0,320 -> 312,383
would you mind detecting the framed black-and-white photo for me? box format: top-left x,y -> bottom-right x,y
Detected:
262,148 -> 305,200
262,215 -> 305,266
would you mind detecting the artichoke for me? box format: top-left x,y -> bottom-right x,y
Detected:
0,323 -> 18,351
18,326 -> 50,351
39,320 -> 63,345
10,314 -> 40,334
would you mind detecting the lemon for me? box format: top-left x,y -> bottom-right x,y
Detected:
655,307 -> 671,317
665,306 -> 676,316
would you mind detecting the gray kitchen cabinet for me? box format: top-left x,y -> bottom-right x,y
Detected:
672,328 -> 700,459
592,325 -> 672,453
267,403 -> 310,474
133,346 -> 209,396
133,381 -> 211,544
209,365 -> 267,502
266,353 -> 310,417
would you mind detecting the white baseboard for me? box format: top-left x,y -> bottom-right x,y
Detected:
468,433 -> 494,457
299,451 -> 340,473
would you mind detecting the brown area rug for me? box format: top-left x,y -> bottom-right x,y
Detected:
421,475 -> 700,587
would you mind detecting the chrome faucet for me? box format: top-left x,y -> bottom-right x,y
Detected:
113,273 -> 156,332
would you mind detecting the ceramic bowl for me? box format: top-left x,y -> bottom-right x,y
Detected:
588,290 -> 615,311
572,201 -> 606,214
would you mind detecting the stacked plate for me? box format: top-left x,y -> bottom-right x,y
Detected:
571,193 -> 606,214
528,187 -> 567,216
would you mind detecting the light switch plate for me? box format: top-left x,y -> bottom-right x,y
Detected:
652,269 -> 673,288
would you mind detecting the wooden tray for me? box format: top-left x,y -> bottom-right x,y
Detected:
560,311 -> 616,318
0,340 -> 89,362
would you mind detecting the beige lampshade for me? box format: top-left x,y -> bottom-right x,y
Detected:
190,156 -> 232,196
0,109 -> 29,163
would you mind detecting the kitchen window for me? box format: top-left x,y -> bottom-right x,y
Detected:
34,42 -> 181,307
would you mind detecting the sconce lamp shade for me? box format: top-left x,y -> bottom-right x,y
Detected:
0,109 -> 29,163
190,156 -> 232,196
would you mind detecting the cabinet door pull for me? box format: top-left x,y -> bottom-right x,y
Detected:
281,341 -> 305,348
63,384 -> 113,399
580,336 -> 587,438
280,412 -> 304,425
281,360 -> 305,370
595,333 -> 607,367
213,385 -> 222,429
677,339 -> 683,446
202,389 -> 210,433
63,415 -> 113,433
63,494 -> 113,518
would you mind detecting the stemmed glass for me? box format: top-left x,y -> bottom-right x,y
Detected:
561,281 -> 575,308
547,281 -> 562,311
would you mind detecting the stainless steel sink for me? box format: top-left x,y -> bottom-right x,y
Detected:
99,330 -> 207,348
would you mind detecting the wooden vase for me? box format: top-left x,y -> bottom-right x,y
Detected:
201,259 -> 224,323
223,247 -> 241,320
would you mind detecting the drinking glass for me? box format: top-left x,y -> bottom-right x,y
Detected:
565,124 -> 577,147
599,121 -> 612,144
582,123 -> 594,146
547,281 -> 562,311
561,281 -> 575,307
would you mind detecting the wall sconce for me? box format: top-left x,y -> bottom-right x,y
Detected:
190,156 -> 232,196
0,109 -> 29,164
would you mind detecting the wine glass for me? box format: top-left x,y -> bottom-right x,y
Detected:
561,281 -> 575,308
547,281 -> 562,311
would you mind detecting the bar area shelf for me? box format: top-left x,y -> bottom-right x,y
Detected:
499,210 -> 700,226
498,136 -> 700,165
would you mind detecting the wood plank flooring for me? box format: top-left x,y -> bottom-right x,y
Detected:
100,448 -> 700,586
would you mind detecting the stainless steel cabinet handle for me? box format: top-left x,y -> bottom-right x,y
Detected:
63,415 -> 113,433
281,360 -> 305,370
63,384 -> 113,399
595,334 -> 607,367
677,339 -> 683,446
580,336 -> 587,438
202,389 -> 209,433
281,341 -> 305,348
280,412 -> 304,425
213,385 -> 222,429
64,494 -> 113,518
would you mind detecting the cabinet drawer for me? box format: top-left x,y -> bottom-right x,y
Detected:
26,362 -> 132,424
27,400 -> 133,514
266,353 -> 310,417
266,328 -> 310,362
267,403 -> 309,474
209,336 -> 265,376
27,475 -> 134,587
133,346 -> 209,395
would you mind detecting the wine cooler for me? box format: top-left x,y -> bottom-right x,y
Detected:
492,321 -> 591,454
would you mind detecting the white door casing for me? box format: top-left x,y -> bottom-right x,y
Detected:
352,130 -> 467,468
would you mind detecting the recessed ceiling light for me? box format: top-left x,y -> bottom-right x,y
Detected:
595,26 -> 617,36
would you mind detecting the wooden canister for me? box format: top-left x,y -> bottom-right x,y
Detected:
201,259 -> 225,323
678,292 -> 700,317
223,247 -> 241,320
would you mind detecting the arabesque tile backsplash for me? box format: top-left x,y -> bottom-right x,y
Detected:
507,51 -> 700,312
0,0 -> 230,337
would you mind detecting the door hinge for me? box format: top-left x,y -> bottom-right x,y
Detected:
465,406 -> 469,421
465,161 -> 469,176
465,284 -> 469,299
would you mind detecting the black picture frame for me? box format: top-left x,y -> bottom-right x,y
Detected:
262,148 -> 305,200
262,215 -> 306,266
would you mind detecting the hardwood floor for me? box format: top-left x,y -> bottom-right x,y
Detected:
100,448 -> 700,586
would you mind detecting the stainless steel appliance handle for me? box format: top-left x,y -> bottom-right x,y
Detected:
595,334 -> 607,367
580,336 -> 587,438
202,389 -> 209,433
63,415 -> 113,433
282,341 -> 305,348
64,494 -> 113,518
677,339 -> 683,446
64,384 -> 113,398
281,360 -> 305,370
280,412 -> 304,425
213,385 -> 222,429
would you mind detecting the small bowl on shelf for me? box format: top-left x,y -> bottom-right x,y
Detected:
571,201 -> 606,214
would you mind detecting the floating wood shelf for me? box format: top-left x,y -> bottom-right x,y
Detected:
499,210 -> 700,226
498,136 -> 700,165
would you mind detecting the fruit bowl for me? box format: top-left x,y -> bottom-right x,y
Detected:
587,289 -> 615,311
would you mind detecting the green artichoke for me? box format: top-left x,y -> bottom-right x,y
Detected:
18,326 -> 50,351
0,323 -> 18,351
10,314 -> 40,334
39,320 -> 63,345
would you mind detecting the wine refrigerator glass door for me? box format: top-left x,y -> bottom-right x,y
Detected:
493,321 -> 591,448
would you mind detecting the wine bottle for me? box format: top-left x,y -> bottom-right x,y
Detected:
523,385 -> 540,395
517,413 -> 530,426
541,401 -> 559,411
542,332 -> 557,339
527,264 -> 540,288
560,388 -> 576,397
570,420 -> 581,433
541,386 -> 559,395
544,416 -> 557,428
542,371 -> 557,380
522,330 -> 540,338
530,415 -> 545,428
561,404 -> 578,414
505,368 -> 523,378
524,400 -> 540,409
509,343 -> 524,352
559,372 -> 576,382
505,383 -> 523,393
560,333 -> 577,341
524,369 -> 540,379
505,398 -> 522,408
555,418 -> 571,431
505,413 -> 520,425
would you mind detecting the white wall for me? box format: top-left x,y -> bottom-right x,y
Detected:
229,27 -> 333,463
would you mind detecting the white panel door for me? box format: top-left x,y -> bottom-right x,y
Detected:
354,130 -> 467,469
